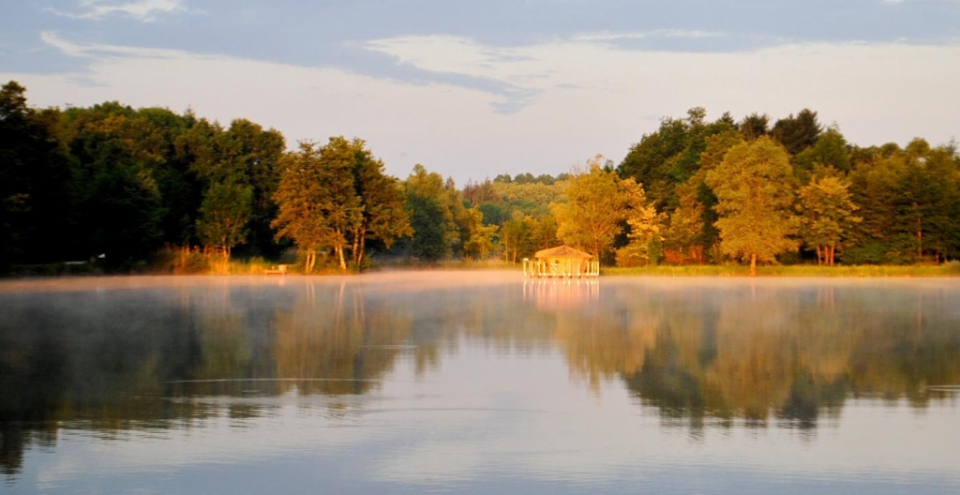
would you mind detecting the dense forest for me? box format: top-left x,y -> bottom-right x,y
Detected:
2,81 -> 958,274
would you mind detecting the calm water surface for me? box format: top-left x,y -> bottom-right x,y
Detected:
1,273 -> 959,494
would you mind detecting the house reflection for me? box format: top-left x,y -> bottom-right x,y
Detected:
523,278 -> 600,311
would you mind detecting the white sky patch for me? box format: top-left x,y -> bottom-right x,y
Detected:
4,32 -> 960,183
48,0 -> 186,22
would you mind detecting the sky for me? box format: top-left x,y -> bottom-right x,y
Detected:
2,0 -> 959,183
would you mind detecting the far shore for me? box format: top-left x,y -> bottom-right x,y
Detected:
3,260 -> 960,286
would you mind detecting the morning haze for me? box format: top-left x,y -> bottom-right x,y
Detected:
1,1 -> 959,493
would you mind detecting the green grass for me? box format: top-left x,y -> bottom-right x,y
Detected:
603,261 -> 960,277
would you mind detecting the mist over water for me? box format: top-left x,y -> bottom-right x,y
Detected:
1,273 -> 959,493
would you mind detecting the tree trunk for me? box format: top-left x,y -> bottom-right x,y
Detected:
816,245 -> 822,265
305,250 -> 316,273
750,253 -> 757,277
917,215 -> 923,263
356,228 -> 367,270
335,244 -> 347,271
352,228 -> 361,269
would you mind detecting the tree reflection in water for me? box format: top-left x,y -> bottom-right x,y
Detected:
1,276 -> 959,479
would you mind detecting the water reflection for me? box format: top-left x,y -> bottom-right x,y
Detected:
1,275 -> 959,484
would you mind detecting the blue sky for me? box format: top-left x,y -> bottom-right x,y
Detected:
2,0 -> 959,182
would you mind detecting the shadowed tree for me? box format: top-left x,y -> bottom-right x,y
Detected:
738,113 -> 769,141
403,164 -> 462,261
196,180 -> 253,259
664,180 -> 706,263
771,109 -> 822,155
348,140 -> 411,268
794,126 -> 852,178
184,118 -> 285,256
0,82 -> 71,269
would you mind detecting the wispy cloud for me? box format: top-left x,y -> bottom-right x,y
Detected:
41,31 -> 197,59
48,0 -> 186,22
12,32 -> 960,184
573,30 -> 726,43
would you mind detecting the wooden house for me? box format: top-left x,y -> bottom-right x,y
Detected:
523,246 -> 599,278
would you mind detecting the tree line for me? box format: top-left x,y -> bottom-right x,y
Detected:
2,81 -> 958,273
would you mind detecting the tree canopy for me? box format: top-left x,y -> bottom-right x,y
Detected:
3,80 -> 960,273
705,137 -> 800,275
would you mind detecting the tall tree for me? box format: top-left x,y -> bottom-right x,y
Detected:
459,206 -> 499,260
738,113 -> 770,141
196,181 -> 253,259
794,126 -> 851,177
0,81 -> 71,269
185,118 -> 285,256
349,139 -> 412,268
798,175 -> 861,265
551,155 -> 629,258
664,180 -> 706,263
273,140 -> 361,272
771,109 -> 822,155
705,137 -> 799,275
58,102 -> 165,266
403,164 -> 462,261
616,179 -> 665,266
500,211 -> 538,263
618,108 -> 736,212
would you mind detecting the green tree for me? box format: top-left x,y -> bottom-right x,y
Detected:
705,137 -> 799,275
845,141 -> 960,264
664,180 -> 706,263
184,118 -> 285,256
501,211 -> 538,263
618,108 -> 737,213
738,113 -> 769,141
349,140 -> 412,268
58,103 -> 166,266
616,179 -> 665,266
273,140 -> 361,272
551,155 -> 629,258
798,175 -> 861,265
794,126 -> 851,178
0,81 -> 71,270
196,181 -> 253,259
460,206 -> 499,260
404,164 -> 462,261
771,109 -> 822,155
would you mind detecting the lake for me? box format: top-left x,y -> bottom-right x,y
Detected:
1,273 -> 959,494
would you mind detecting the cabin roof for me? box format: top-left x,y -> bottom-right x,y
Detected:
534,245 -> 592,259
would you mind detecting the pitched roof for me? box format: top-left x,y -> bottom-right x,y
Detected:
534,245 -> 593,259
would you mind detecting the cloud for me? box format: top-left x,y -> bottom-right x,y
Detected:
10,32 -> 960,184
48,0 -> 186,22
40,30 -> 197,59
573,29 -> 727,43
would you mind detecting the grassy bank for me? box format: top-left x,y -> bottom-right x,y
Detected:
603,262 -> 960,277
9,254 -> 960,278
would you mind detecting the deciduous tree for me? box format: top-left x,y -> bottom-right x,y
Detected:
705,137 -> 799,275
798,175 -> 861,265
404,164 -> 462,261
552,155 -> 628,258
196,181 -> 253,259
273,140 -> 361,272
